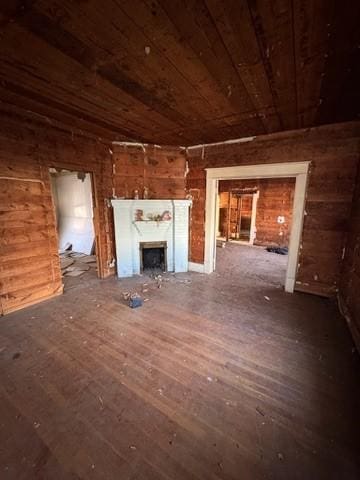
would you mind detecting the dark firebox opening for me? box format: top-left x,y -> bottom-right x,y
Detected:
142,247 -> 165,271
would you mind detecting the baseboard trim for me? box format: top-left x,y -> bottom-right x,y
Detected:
188,262 -> 205,273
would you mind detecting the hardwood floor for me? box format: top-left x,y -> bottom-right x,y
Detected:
1,247 -> 359,479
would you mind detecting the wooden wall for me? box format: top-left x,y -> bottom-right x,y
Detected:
1,114 -> 358,313
0,114 -> 114,315
219,178 -> 296,246
112,144 -> 187,199
186,122 -> 360,297
0,123 -> 187,315
339,165 -> 360,351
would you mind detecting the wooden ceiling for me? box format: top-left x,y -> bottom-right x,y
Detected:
0,0 -> 359,144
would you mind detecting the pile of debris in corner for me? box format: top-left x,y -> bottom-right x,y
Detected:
60,251 -> 97,277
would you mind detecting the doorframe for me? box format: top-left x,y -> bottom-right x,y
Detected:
48,168 -> 102,281
248,191 -> 259,245
204,162 -> 310,293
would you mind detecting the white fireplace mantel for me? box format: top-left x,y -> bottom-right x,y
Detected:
111,199 -> 192,278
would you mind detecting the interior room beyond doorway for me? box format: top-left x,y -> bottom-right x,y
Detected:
217,178 -> 296,247
216,177 -> 296,288
49,169 -> 98,290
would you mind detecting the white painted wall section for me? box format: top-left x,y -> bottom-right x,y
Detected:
51,172 -> 95,254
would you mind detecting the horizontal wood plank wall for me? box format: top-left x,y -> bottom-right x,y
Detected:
112,144 -> 187,199
339,165 -> 360,351
0,128 -> 188,315
186,122 -> 360,297
219,178 -> 296,246
0,114 -> 114,315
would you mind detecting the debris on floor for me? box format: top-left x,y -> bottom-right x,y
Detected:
153,274 -> 163,289
118,271 -> 194,308
122,292 -> 131,301
78,255 -> 97,264
60,251 -> 98,277
266,246 -> 288,255
64,270 -> 86,277
256,406 -> 265,416
176,278 -> 192,284
60,257 -> 74,270
66,264 -> 90,273
129,293 -> 143,308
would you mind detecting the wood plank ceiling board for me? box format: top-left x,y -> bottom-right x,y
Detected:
0,9 -> 190,143
116,0 -> 261,137
0,0 -> 358,144
246,0 -> 298,131
159,0 -> 266,136
0,23 -> 179,142
1,0 -> 208,143
0,86 -> 127,142
316,1 -> 360,125
204,0 -> 282,133
33,0 -> 209,130
293,0 -> 335,128
35,0 -> 270,142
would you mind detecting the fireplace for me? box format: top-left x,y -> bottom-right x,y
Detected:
111,199 -> 192,278
140,241 -> 167,272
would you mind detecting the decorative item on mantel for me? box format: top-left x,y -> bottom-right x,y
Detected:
143,186 -> 149,199
161,210 -> 172,221
134,210 -> 172,223
134,189 -> 139,200
135,209 -> 144,221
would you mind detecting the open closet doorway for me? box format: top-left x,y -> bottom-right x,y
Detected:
217,190 -> 259,244
49,168 -> 99,290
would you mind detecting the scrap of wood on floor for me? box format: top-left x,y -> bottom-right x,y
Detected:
60,252 -> 97,277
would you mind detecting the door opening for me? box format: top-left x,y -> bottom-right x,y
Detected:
49,168 -> 99,290
217,190 -> 259,244
205,162 -> 309,293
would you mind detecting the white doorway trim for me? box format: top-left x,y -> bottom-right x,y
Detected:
204,161 -> 310,293
249,191 -> 259,245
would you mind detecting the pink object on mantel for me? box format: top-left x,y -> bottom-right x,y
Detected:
161,210 -> 172,221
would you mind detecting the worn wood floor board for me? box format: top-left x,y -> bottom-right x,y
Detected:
1,245 -> 359,479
